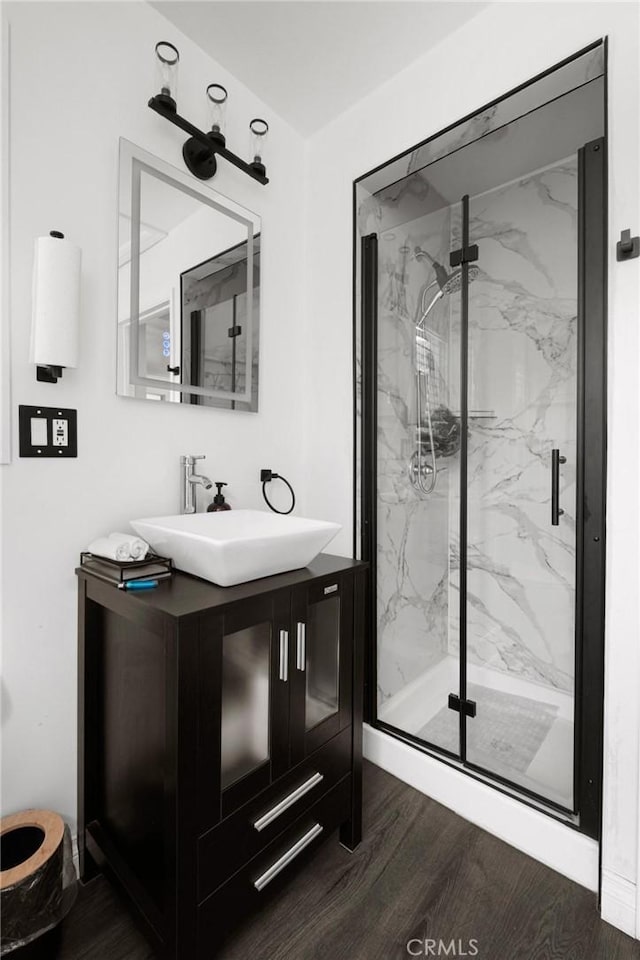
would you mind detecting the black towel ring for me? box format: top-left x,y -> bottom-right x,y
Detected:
261,472 -> 295,515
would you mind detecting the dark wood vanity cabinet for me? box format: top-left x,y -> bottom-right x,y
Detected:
77,554 -> 366,959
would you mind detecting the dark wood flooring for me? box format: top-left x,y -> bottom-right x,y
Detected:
39,762 -> 640,960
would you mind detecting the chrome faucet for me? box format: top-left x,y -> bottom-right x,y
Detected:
180,455 -> 213,514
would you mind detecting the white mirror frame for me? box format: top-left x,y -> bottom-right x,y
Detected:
118,139 -> 260,405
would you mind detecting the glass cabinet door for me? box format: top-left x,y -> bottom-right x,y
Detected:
291,576 -> 353,762
198,594 -> 291,824
304,595 -> 340,731
220,621 -> 271,791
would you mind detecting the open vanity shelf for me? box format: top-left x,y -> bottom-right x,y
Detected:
77,554 -> 367,959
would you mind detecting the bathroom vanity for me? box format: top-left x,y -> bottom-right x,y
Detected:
77,554 -> 366,959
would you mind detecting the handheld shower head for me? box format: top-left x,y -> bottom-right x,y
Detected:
416,263 -> 480,331
414,247 -> 450,291
415,246 -> 480,297
440,265 -> 480,295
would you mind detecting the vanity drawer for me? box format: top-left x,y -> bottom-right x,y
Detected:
198,726 -> 351,901
197,775 -> 351,954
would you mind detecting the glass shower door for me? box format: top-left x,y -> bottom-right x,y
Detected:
368,163 -> 580,810
463,158 -> 578,810
372,198 -> 462,758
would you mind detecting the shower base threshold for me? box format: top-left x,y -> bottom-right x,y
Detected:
364,721 -> 595,892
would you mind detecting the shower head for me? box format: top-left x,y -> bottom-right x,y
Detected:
440,265 -> 480,295
414,247 -> 450,290
416,264 -> 480,330
414,246 -> 480,296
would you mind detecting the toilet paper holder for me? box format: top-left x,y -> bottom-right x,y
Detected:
30,230 -> 82,384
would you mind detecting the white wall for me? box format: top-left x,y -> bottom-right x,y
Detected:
0,0 -> 307,826
303,1 -> 640,934
0,7 -> 10,465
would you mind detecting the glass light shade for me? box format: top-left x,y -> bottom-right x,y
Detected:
155,41 -> 179,102
249,118 -> 269,164
207,84 -> 228,136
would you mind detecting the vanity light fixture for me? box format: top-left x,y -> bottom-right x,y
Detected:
148,43 -> 269,185
207,84 -> 228,145
249,119 -> 269,179
154,41 -> 179,112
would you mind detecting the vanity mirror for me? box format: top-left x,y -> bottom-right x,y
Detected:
117,139 -> 260,410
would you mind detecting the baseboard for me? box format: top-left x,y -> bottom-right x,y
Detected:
364,724 -> 599,892
600,869 -> 637,937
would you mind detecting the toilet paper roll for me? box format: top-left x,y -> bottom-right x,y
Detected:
30,234 -> 82,369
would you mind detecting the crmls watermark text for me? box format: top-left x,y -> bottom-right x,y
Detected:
406,939 -> 480,957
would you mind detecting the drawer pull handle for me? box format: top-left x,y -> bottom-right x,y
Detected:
296,621 -> 306,672
279,629 -> 288,682
253,823 -> 323,891
253,772 -> 324,832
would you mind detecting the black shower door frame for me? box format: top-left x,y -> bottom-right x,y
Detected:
355,48 -> 607,842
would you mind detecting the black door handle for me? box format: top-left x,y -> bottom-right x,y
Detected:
167,365 -> 180,375
551,449 -> 566,525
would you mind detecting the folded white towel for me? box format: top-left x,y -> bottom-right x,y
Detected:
87,533 -> 150,562
88,537 -> 132,562
108,532 -> 149,561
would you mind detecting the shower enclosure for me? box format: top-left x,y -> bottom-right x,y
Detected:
355,43 -> 606,837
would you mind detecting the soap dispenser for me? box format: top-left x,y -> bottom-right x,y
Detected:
207,482 -> 232,512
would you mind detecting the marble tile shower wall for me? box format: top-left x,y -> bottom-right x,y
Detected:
373,156 -> 578,708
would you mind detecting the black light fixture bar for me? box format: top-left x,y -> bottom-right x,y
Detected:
148,95 -> 269,185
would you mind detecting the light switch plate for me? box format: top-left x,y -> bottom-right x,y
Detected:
19,405 -> 77,457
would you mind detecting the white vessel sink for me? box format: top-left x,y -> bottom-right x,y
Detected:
130,509 -> 341,587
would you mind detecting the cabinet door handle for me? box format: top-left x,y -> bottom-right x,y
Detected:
253,823 -> 323,891
253,772 -> 324,832
279,629 -> 289,682
296,621 -> 306,672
